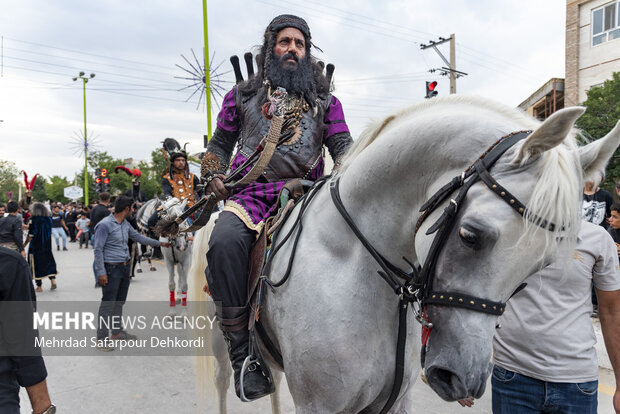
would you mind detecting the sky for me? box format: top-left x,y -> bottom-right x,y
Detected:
0,0 -> 567,181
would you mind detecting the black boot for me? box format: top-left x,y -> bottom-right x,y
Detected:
219,307 -> 273,401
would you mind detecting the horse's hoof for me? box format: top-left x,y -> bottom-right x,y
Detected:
137,269 -> 143,273
150,268 -> 156,272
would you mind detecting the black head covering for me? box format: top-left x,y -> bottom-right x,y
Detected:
170,152 -> 187,162
266,14 -> 311,41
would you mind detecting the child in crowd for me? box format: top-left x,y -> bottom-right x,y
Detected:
76,213 -> 91,248
607,202 -> 620,258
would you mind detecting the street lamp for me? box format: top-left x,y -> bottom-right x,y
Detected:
73,72 -> 95,204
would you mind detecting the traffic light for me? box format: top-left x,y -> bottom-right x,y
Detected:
95,176 -> 103,193
425,81 -> 438,99
94,168 -> 108,193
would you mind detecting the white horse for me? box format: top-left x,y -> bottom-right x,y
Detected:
137,197 -> 195,312
161,231 -> 192,315
134,198 -> 161,272
189,96 -> 620,413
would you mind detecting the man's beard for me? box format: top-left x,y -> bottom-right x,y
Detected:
267,52 -> 314,94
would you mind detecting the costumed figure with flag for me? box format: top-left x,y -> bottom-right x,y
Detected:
116,166 -> 147,207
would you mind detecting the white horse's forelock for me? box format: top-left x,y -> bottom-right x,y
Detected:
338,95 -> 582,257
519,131 -> 582,257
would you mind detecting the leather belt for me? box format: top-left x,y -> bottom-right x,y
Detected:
104,261 -> 130,266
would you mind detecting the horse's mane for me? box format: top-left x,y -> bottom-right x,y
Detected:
338,95 -> 582,256
338,95 -> 540,172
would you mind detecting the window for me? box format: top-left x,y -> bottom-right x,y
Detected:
592,1 -> 620,45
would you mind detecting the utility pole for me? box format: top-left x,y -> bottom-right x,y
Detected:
420,34 -> 467,94
73,72 -> 95,205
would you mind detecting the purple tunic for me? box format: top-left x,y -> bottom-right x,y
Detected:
217,90 -> 350,230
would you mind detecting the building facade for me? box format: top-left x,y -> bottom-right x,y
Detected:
518,78 -> 565,120
566,0 -> 620,105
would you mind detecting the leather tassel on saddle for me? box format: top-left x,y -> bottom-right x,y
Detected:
158,88 -> 290,236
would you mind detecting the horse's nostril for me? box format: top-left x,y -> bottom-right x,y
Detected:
433,367 -> 456,385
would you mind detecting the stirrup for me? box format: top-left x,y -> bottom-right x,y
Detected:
239,355 -> 271,402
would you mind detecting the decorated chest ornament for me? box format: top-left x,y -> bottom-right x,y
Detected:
259,86 -> 310,146
22,170 -> 39,191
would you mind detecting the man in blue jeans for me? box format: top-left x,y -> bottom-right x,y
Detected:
93,196 -> 170,350
50,205 -> 68,251
489,221 -> 620,413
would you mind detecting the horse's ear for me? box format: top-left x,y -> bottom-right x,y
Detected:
515,107 -> 586,164
578,119 -> 620,180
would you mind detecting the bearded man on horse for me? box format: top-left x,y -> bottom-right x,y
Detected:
200,14 -> 353,401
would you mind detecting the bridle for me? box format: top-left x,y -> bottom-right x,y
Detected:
329,130 -> 557,413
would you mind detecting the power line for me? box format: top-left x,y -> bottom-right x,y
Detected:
2,36 -> 175,71
3,55 -> 189,87
2,45 -> 181,80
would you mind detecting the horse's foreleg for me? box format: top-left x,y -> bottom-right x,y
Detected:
212,328 -> 232,413
177,252 -> 190,309
135,245 -> 143,273
269,370 -> 283,414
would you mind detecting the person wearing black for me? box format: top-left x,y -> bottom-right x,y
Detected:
64,205 -> 78,242
90,193 -> 111,287
49,206 -> 68,252
0,202 -> 25,257
582,173 -> 614,228
90,193 -> 111,234
0,247 -> 55,413
607,203 -> 620,246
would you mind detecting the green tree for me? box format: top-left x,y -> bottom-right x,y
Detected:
31,175 -> 48,201
150,148 -> 169,178
45,176 -> 72,203
0,160 -> 20,203
576,72 -> 620,189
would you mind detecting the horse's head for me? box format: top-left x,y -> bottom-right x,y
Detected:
416,107 -> 620,401
160,197 -> 187,220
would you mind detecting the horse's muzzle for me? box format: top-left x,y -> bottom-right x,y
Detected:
425,362 -> 489,401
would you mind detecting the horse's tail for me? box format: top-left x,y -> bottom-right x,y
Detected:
188,212 -> 220,405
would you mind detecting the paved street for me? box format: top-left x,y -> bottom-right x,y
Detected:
18,240 -> 617,413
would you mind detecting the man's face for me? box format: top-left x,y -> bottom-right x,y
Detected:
610,211 -> 620,230
53,207 -> 59,214
0,207 -> 4,215
173,157 -> 186,172
273,27 -> 306,71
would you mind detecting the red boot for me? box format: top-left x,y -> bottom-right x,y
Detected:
169,291 -> 176,307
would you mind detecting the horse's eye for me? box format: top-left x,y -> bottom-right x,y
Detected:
459,227 -> 478,248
